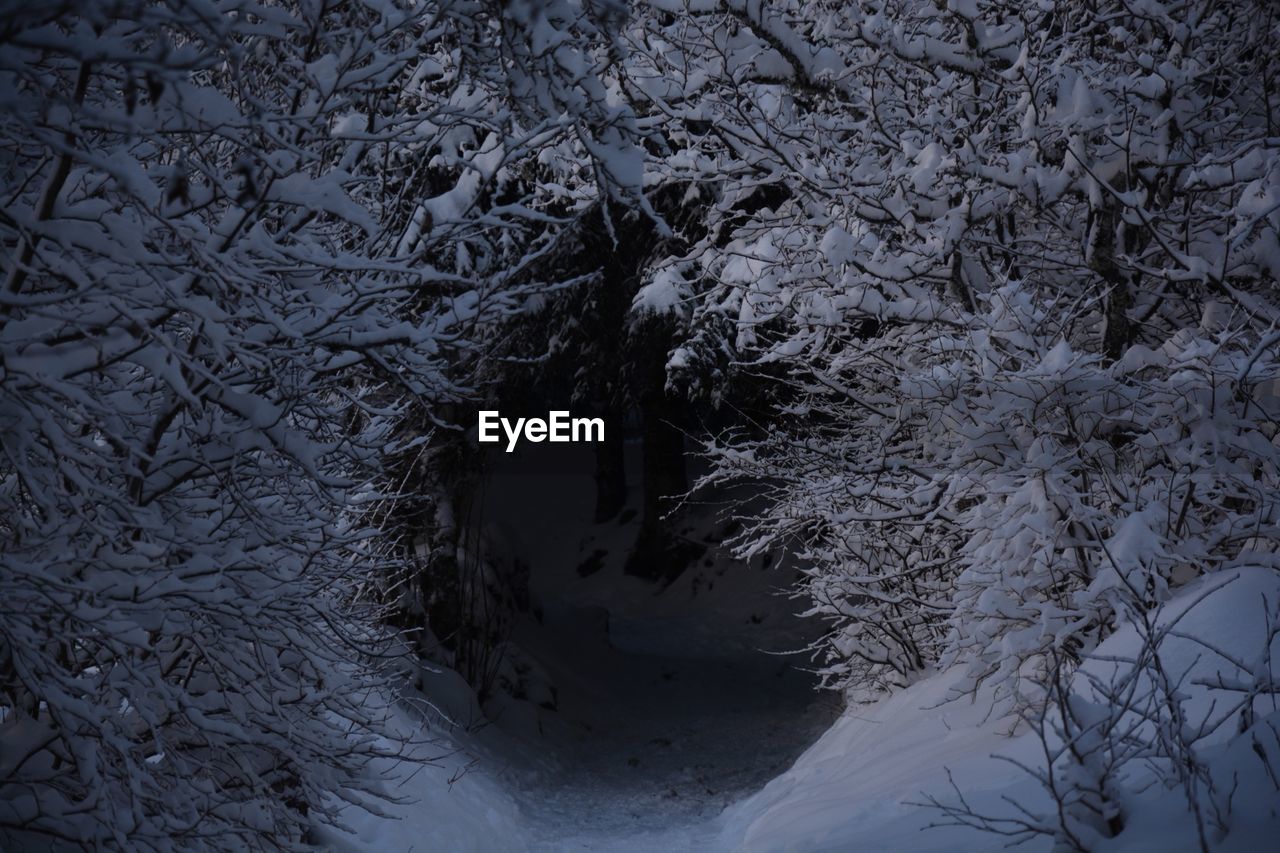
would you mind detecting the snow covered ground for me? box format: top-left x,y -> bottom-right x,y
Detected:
489,625 -> 840,851
323,446 -> 1280,852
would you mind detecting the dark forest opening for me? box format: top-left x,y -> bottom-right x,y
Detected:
435,438 -> 839,838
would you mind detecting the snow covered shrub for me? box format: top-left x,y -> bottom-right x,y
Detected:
927,572 -> 1280,852
0,3 -> 442,846
936,292 -> 1280,711
630,0 -> 1280,696
0,0 -> 644,847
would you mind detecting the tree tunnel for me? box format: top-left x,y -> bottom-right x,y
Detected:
418,439 -> 840,845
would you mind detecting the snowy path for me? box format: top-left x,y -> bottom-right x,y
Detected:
487,619 -> 841,851
432,445 -> 841,849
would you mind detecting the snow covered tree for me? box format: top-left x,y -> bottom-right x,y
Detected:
3,0 -> 1275,842
0,0 -> 646,846
373,0 -> 661,677
622,0 -> 1280,698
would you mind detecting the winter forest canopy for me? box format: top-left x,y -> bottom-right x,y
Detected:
1,0 -> 1279,850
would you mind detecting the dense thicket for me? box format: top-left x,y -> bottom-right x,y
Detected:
3,0 -> 1278,849
623,0 -> 1280,698
0,0 -> 639,847
615,2 -> 1280,846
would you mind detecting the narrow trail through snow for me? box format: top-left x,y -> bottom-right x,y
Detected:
488,619 -> 841,851
461,444 -> 840,849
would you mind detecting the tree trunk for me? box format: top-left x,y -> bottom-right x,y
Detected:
593,406 -> 627,522
640,398 -> 687,530
625,391 -> 693,582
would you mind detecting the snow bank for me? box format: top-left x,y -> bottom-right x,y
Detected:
319,690 -> 530,853
717,568 -> 1280,853
715,665 -> 1035,853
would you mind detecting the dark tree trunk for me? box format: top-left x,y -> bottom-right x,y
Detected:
624,312 -> 695,582
1090,201 -> 1133,363
593,406 -> 627,522
625,398 -> 697,582
639,398 -> 687,531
